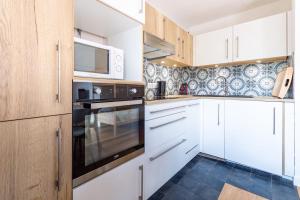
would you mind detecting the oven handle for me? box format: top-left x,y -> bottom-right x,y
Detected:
87,100 -> 143,109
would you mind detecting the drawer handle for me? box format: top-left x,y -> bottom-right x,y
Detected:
56,127 -> 62,191
150,117 -> 186,130
188,103 -> 200,107
185,144 -> 199,155
138,165 -> 144,200
149,139 -> 187,161
56,41 -> 61,103
150,106 -> 186,114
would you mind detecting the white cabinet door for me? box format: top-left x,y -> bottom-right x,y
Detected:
225,100 -> 283,175
233,13 -> 287,62
202,99 -> 225,158
100,0 -> 145,24
185,100 -> 201,160
194,27 -> 233,66
73,155 -> 144,200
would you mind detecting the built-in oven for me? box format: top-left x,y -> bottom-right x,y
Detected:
72,82 -> 144,187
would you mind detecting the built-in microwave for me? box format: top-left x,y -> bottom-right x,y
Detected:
74,37 -> 124,79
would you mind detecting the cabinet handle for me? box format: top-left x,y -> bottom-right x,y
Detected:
138,165 -> 144,200
188,103 -> 200,107
177,38 -> 181,57
139,0 -> 144,14
56,127 -> 62,191
225,39 -> 229,59
236,36 -> 239,58
150,105 -> 186,114
185,144 -> 199,154
217,104 -> 220,126
273,107 -> 276,135
149,139 -> 187,161
182,40 -> 184,59
56,41 -> 61,103
150,117 -> 186,130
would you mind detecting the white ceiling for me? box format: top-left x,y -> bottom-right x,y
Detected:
146,0 -> 281,29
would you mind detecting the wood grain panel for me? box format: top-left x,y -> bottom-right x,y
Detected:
144,3 -> 164,40
218,184 -> 267,200
0,0 -> 73,122
0,114 -> 72,200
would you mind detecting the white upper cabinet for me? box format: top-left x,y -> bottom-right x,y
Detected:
194,27 -> 233,66
194,12 -> 288,66
202,99 -> 225,159
233,13 -> 287,62
225,100 -> 283,175
99,0 -> 145,24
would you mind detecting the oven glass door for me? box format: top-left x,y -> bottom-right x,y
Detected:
73,100 -> 144,180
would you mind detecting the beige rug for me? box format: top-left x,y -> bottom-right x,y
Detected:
218,183 -> 268,200
298,187 -> 300,199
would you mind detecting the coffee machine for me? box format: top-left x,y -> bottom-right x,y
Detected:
157,81 -> 166,97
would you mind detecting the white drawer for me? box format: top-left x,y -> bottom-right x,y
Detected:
145,111 -> 187,154
144,136 -> 187,199
145,101 -> 187,121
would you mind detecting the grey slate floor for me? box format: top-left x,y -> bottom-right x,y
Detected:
149,155 -> 299,200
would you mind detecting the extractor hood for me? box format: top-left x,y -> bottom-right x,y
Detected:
143,32 -> 175,60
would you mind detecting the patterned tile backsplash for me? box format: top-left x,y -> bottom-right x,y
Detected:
143,59 -> 293,100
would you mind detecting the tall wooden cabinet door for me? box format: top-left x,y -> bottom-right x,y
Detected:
144,3 -> 164,39
0,114 -> 72,200
0,0 -> 73,122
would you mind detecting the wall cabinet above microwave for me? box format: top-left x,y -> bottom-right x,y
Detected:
194,12 -> 288,67
99,0 -> 145,24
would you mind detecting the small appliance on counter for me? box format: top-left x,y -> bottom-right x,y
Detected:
72,81 -> 144,187
272,67 -> 294,99
157,81 -> 166,97
179,83 -> 189,95
74,37 -> 124,80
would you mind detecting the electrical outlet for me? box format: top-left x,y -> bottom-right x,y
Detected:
147,82 -> 158,89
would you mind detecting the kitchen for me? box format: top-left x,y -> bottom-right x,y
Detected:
0,0 -> 300,200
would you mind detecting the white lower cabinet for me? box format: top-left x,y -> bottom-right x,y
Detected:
225,100 -> 283,175
202,99 -> 225,158
184,100 -> 201,162
73,155 -> 144,200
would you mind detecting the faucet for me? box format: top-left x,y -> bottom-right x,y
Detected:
216,76 -> 229,96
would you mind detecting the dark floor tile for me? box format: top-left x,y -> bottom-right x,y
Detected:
210,161 -> 233,182
226,173 -> 253,192
162,184 -> 199,200
148,191 -> 165,200
158,181 -> 175,194
252,168 -> 272,179
272,175 -> 295,188
170,170 -> 187,184
233,164 -> 253,173
193,182 -> 220,200
178,175 -> 201,192
272,182 -> 299,200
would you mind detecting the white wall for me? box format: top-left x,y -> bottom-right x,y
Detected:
189,0 -> 292,35
293,0 -> 300,186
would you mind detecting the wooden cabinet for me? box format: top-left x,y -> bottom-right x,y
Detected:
0,0 -> 73,122
225,101 -> 283,175
144,3 -> 193,66
73,155 -> 144,200
144,3 -> 164,40
233,13 -> 287,62
0,114 -> 72,200
194,27 -> 233,66
202,99 -> 225,159
99,0 -> 145,24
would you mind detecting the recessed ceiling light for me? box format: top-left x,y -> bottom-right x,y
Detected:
161,61 -> 165,64
256,60 -> 262,63
215,65 -> 219,67
173,64 -> 177,67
